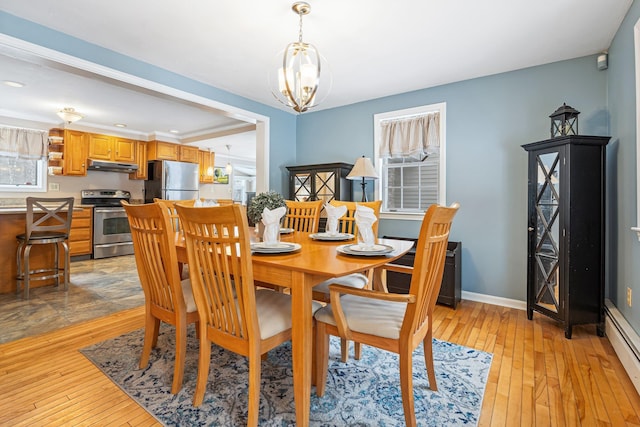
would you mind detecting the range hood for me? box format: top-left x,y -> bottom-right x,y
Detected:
87,159 -> 138,173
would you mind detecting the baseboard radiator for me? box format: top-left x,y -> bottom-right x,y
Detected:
604,299 -> 640,395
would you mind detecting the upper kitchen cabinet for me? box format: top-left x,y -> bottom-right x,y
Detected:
199,149 -> 215,183
88,133 -> 136,163
62,129 -> 89,176
179,145 -> 199,163
129,141 -> 148,180
147,140 -> 178,161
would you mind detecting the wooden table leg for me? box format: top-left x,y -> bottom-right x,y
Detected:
290,271 -> 312,427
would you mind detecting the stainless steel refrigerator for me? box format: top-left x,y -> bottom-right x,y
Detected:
144,160 -> 199,202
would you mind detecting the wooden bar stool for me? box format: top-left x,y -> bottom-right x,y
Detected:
16,197 -> 74,299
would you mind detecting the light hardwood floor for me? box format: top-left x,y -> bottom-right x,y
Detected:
1,301 -> 639,426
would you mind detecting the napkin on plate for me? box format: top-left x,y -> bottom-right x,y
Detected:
354,204 -> 377,249
262,206 -> 287,246
325,203 -> 347,235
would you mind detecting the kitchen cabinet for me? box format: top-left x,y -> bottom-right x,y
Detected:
69,207 -> 93,258
179,145 -> 199,163
199,150 -> 215,183
147,140 -> 178,161
129,141 -> 148,180
62,130 -> 89,176
522,135 -> 610,338
88,133 -> 136,163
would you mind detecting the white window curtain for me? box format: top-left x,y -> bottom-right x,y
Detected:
379,112 -> 440,159
0,127 -> 48,160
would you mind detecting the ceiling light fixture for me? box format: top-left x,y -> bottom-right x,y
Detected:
56,107 -> 83,124
225,144 -> 233,174
270,2 -> 331,113
114,123 -> 127,128
3,80 -> 25,88
206,148 -> 214,177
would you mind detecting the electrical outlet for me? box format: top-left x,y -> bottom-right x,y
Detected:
48,182 -> 60,191
627,287 -> 633,307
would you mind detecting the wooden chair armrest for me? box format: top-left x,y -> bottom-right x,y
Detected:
382,263 -> 414,275
327,284 -> 416,341
328,284 -> 415,303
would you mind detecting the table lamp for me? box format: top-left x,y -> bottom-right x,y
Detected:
347,156 -> 378,202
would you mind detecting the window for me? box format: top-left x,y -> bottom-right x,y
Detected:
0,126 -> 48,192
374,103 -> 446,219
0,157 -> 46,191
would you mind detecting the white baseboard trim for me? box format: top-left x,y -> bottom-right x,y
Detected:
604,299 -> 640,395
460,293 -> 640,395
461,290 -> 527,311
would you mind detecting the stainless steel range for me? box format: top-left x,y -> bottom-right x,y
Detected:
81,189 -> 134,259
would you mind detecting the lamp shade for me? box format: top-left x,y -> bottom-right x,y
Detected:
347,156 -> 378,180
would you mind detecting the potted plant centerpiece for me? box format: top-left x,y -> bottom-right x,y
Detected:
247,191 -> 287,232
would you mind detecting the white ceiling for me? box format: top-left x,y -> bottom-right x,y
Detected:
0,0 -> 633,157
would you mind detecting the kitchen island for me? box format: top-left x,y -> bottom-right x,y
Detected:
0,204 -> 90,294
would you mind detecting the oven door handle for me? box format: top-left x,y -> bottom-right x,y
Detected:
94,208 -> 126,214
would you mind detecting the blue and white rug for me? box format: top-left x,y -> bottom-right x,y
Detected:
81,324 -> 492,426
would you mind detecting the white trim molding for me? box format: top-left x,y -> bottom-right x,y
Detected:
605,299 -> 640,395
633,19 -> 640,239
461,291 -> 527,311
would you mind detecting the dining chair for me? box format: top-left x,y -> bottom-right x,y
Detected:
122,201 -> 199,394
175,203 -> 321,425
312,199 -> 382,361
152,198 -> 197,232
16,197 -> 75,299
282,199 -> 323,233
314,202 -> 460,427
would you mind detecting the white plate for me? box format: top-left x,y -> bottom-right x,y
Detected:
251,242 -> 301,254
309,232 -> 355,241
280,228 -> 295,234
336,244 -> 394,256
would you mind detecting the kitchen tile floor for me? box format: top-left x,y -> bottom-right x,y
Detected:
0,255 -> 144,344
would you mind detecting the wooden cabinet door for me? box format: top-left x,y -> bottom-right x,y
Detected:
179,145 -> 199,163
148,141 -> 178,160
63,130 -> 88,176
69,207 -> 93,256
199,150 -> 215,183
130,141 -> 148,180
113,138 -> 136,162
88,134 -> 112,161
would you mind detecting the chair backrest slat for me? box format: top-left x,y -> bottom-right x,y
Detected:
283,200 -> 323,233
401,203 -> 459,337
177,204 -> 258,346
123,201 -> 185,313
329,200 -> 382,236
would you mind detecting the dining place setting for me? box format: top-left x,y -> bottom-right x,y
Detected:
121,196 -> 458,427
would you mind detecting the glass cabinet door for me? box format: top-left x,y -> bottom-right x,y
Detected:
292,173 -> 312,201
533,151 -> 561,315
314,170 -> 337,204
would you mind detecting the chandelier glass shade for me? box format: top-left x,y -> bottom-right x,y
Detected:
270,2 -> 331,113
57,107 -> 83,124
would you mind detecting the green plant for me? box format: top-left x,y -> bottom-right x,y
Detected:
247,191 -> 286,224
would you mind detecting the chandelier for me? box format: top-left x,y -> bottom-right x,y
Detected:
57,107 -> 83,124
270,2 -> 330,113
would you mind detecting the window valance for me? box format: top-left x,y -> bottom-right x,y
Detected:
379,112 -> 440,159
0,127 -> 48,160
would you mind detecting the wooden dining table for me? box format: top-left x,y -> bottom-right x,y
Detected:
175,230 -> 413,426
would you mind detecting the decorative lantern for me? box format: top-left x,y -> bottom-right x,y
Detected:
549,103 -> 580,138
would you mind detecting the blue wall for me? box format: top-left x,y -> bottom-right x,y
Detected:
607,1 -> 640,334
297,58 -> 608,302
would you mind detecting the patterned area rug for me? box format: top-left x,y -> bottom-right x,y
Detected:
81,324 -> 492,426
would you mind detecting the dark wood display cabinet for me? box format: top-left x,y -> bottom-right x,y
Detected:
522,135 -> 610,339
287,162 -> 354,229
286,162 -> 353,202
